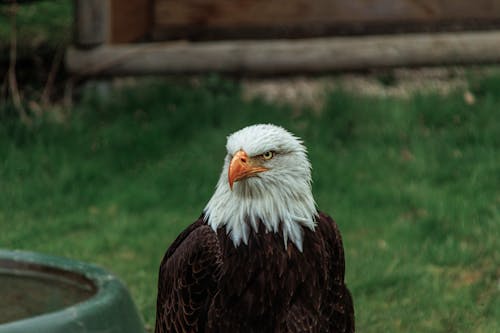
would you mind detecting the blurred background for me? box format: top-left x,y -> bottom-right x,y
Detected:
1,0 -> 499,331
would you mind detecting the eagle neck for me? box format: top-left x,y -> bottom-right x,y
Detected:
203,173 -> 317,252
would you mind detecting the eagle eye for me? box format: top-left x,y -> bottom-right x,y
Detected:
261,151 -> 275,160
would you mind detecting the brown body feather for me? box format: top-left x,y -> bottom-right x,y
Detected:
155,212 -> 354,333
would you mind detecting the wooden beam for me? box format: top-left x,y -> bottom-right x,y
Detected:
74,0 -> 110,47
110,0 -> 152,43
153,0 -> 500,40
66,30 -> 500,75
155,0 -> 500,26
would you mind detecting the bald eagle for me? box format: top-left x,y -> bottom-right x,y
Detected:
155,124 -> 354,333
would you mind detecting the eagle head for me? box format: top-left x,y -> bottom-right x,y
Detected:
204,124 -> 317,251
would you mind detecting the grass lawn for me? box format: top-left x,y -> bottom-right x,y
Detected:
1,74 -> 499,332
1,1 -> 498,331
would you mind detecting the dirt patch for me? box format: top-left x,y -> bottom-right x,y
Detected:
241,67 -> 479,110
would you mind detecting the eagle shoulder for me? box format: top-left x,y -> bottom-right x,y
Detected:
155,218 -> 222,333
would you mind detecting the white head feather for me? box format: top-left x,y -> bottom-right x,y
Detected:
203,124 -> 317,252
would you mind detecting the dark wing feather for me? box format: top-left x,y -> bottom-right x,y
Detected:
283,303 -> 319,332
281,212 -> 355,333
155,218 -> 222,333
318,212 -> 355,333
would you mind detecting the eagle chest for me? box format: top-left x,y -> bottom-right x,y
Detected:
211,227 -> 327,324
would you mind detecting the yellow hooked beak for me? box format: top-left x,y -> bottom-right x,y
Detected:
228,150 -> 268,190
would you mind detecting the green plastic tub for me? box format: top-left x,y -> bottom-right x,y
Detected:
0,249 -> 145,333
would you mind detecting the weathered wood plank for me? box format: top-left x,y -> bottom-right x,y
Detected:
67,30 -> 500,75
110,0 -> 152,43
74,0 -> 110,47
153,0 -> 500,40
155,0 -> 500,26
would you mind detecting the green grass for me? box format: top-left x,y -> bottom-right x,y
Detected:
0,1 -> 71,55
1,74 -> 499,332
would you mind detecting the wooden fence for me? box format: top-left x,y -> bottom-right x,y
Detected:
68,0 -> 500,75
